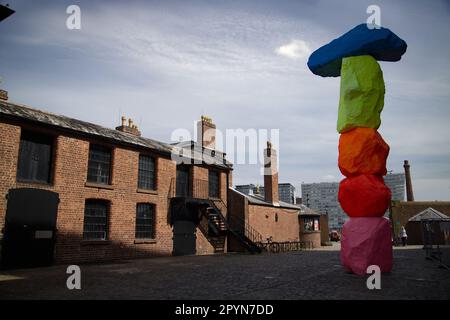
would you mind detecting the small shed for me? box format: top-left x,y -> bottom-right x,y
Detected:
298,204 -> 322,248
407,207 -> 450,245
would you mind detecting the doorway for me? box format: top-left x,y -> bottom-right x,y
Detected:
1,188 -> 59,268
172,220 -> 196,256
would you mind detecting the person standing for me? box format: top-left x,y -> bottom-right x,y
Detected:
399,226 -> 408,246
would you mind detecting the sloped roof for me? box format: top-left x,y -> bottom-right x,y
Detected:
298,204 -> 321,216
231,188 -> 320,214
171,140 -> 232,167
0,100 -> 231,170
246,193 -> 299,210
408,207 -> 450,222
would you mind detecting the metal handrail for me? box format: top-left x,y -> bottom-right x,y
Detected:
228,214 -> 263,245
168,181 -> 265,252
210,198 -> 264,245
168,177 -> 213,199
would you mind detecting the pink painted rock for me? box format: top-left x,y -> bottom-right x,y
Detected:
341,217 -> 393,275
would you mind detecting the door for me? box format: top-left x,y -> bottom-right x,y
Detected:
176,165 -> 191,197
1,188 -> 59,268
172,220 -> 196,256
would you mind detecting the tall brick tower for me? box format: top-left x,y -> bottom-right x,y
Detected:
403,160 -> 414,201
263,141 -> 279,206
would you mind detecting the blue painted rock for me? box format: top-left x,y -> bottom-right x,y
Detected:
307,23 -> 407,77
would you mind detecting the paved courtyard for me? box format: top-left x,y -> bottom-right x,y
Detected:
1,245 -> 449,300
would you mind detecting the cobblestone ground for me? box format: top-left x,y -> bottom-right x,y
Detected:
0,245 -> 449,300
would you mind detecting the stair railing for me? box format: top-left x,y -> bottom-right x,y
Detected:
210,198 -> 264,246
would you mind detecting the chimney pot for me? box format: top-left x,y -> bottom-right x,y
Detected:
115,116 -> 141,137
0,89 -> 8,101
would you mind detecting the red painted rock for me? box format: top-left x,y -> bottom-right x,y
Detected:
341,217 -> 393,275
338,128 -> 389,177
338,174 -> 391,217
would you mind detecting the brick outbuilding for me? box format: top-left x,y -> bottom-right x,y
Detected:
228,142 -> 323,251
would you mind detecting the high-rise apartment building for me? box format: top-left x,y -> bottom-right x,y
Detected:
301,182 -> 347,231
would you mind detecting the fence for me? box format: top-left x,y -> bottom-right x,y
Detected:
259,240 -> 313,253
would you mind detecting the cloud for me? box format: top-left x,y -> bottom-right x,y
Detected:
275,40 -> 311,60
322,174 -> 336,181
1,0 -> 450,201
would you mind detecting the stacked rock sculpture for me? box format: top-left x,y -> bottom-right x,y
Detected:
307,23 -> 407,275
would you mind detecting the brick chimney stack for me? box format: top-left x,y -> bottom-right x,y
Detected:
197,115 -> 216,150
115,116 -> 141,137
0,89 -> 8,101
404,160 -> 414,201
264,141 -> 279,206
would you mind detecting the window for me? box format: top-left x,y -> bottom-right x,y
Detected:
208,170 -> 220,198
303,217 -> 320,232
275,213 -> 279,222
83,200 -> 109,240
138,155 -> 156,190
87,144 -> 111,184
135,203 -> 155,239
17,131 -> 53,183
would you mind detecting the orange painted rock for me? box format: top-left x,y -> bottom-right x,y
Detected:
338,174 -> 391,217
338,128 -> 389,177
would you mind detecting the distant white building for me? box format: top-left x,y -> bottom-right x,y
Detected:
383,172 -> 406,216
384,172 -> 405,201
301,182 -> 347,231
235,183 -> 296,204
302,173 -> 406,227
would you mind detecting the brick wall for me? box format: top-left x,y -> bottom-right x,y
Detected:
390,201 -> 450,245
248,205 -> 300,242
229,189 -> 300,247
228,189 -> 247,223
299,231 -> 321,248
0,122 -> 21,236
0,120 -> 230,263
319,214 -> 330,245
196,230 -> 215,255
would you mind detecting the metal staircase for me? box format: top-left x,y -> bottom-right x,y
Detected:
208,199 -> 263,254
168,177 -> 264,254
197,205 -> 227,253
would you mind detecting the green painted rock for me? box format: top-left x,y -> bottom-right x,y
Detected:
337,55 -> 385,133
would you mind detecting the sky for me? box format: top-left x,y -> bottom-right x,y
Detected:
1,0 -> 449,200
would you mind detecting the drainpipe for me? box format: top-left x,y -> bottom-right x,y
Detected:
225,168 -> 231,252
226,169 -> 230,225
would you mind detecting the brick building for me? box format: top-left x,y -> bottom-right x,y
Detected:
228,142 -> 322,250
0,98 -> 236,267
390,201 -> 450,245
